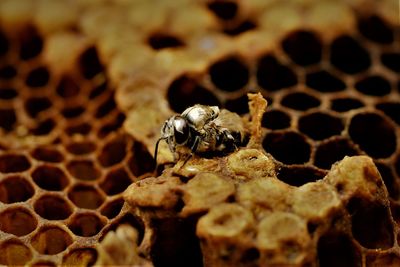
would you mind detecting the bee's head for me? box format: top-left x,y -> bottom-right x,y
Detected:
162,115 -> 189,145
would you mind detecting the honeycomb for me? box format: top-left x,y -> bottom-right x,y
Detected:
0,0 -> 399,266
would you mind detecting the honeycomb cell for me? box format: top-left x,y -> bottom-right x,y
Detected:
98,113 -> 125,138
62,248 -> 98,266
89,80 -> 107,99
317,233 -> 361,267
68,213 -> 105,237
207,1 -> 238,20
66,141 -> 96,155
263,131 -> 310,164
25,66 -> 50,87
128,141 -> 155,176
0,207 -> 37,236
0,175 -> 34,203
34,195 -> 73,220
381,52 -> 400,73
32,165 -> 68,191
257,54 -> 297,91
0,108 -> 16,132
223,20 -> 257,36
347,197 -> 394,249
331,97 -> 364,112
147,33 -> 185,50
349,112 -> 396,158
366,253 -> 400,267
355,75 -> 391,96
167,75 -> 220,113
0,87 -> 18,99
100,168 -> 132,195
306,70 -> 346,93
67,160 -> 101,181
0,239 -> 32,265
298,112 -> 344,140
330,35 -> 371,74
98,136 -> 127,167
224,94 -> 250,114
262,109 -> 291,130
95,93 -> 116,118
376,102 -> 400,125
376,163 -> 399,199
281,30 -> 322,66
0,154 -> 31,173
31,261 -> 56,267
358,15 -> 394,44
277,166 -> 326,186
30,118 -> 55,136
31,147 -> 64,163
79,47 -> 103,80
209,57 -> 249,92
31,226 -> 73,255
100,198 -> 124,219
0,30 -> 9,56
19,28 -> 43,60
0,65 -> 17,79
105,213 -> 145,244
68,184 -> 105,209
314,138 -> 359,169
65,122 -> 92,136
61,106 -> 85,119
56,75 -> 80,98
281,92 -> 320,111
25,97 -> 52,118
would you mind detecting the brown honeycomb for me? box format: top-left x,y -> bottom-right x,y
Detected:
0,0 -> 399,266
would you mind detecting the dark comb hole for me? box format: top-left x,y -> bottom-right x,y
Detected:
30,118 -> 55,136
0,65 -> 17,79
0,88 -> 18,99
207,1 -> 238,20
314,138 -> 359,169
25,97 -> 52,118
277,166 -> 325,186
281,92 -> 320,111
56,76 -> 80,98
26,66 -> 50,87
366,253 -> 400,267
355,75 -> 391,96
375,163 -> 399,199
263,131 -> 310,164
67,160 -> 100,181
95,94 -> 116,118
167,75 -> 220,113
31,147 -> 64,163
330,35 -> 371,74
68,185 -> 105,209
0,154 -> 30,173
262,109 -> 291,129
66,141 -> 96,155
331,98 -> 364,112
128,141 -> 155,176
61,106 -> 85,119
0,108 -> 16,132
281,30 -> 322,66
97,113 -> 126,138
19,28 -> 43,60
298,112 -> 344,140
34,195 -> 73,220
223,20 -> 257,36
89,81 -> 107,99
65,122 -> 92,136
100,168 -> 132,195
376,102 -> 400,125
225,94 -> 249,114
257,54 -> 297,91
358,15 -> 394,44
31,226 -> 73,255
349,112 -> 396,158
209,57 -> 249,92
381,52 -> 400,73
32,165 -> 69,191
148,33 -> 185,50
306,70 -> 346,92
79,47 -> 103,80
396,155 -> 400,178
100,198 -> 124,219
62,248 -> 98,266
98,135 -> 127,167
0,31 -> 9,56
68,213 -> 105,237
0,176 -> 34,203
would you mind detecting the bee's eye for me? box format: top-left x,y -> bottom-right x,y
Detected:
174,117 -> 189,144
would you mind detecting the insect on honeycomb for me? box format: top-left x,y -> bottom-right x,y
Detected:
0,0 -> 399,266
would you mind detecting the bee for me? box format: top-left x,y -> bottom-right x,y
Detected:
154,104 -> 246,163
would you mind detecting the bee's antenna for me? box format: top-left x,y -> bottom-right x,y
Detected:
154,137 -> 164,170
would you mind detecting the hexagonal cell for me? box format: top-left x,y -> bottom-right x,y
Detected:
24,97 -> 52,118
31,146 -> 64,163
277,166 -> 326,186
34,194 -> 73,220
0,154 -> 31,173
25,66 -> 50,88
0,65 -> 17,80
67,160 -> 101,181
68,184 -> 105,209
0,207 -> 37,236
31,226 -> 73,255
0,108 -> 16,132
281,30 -> 322,66
95,93 -> 116,118
62,248 -> 98,266
0,175 -> 34,203
281,92 -> 320,111
66,141 -> 96,155
262,109 -> 291,130
314,138 -> 359,170
19,27 -> 43,60
167,75 -> 220,113
349,112 -> 396,158
257,54 -> 297,91
30,118 -> 55,136
298,112 -> 344,140
207,1 -> 237,20
98,135 -> 128,167
89,80 -> 108,99
376,162 -> 399,199
358,15 -> 394,44
377,102 -> 400,126
224,94 -> 250,114
263,131 -> 311,164
223,20 -> 257,36
128,141 -> 155,177
65,122 -> 92,136
103,213 -> 144,244
56,75 -> 80,98
100,198 -> 124,219
381,52 -> 400,73
100,168 -> 132,196
68,213 -> 105,237
0,87 -> 18,99
147,32 -> 185,50
330,97 -> 364,112
306,70 -> 346,93
0,239 -> 32,265
32,165 -> 69,191
97,113 -> 126,138
61,106 -> 85,119
0,30 -> 9,56
79,47 -> 103,80
330,35 -> 371,74
355,75 -> 391,96
209,57 -> 249,92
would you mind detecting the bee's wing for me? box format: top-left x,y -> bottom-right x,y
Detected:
214,109 -> 245,134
